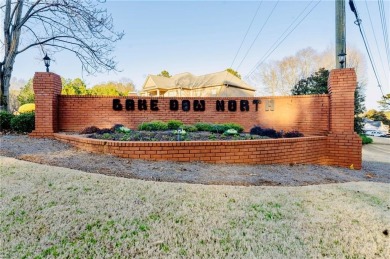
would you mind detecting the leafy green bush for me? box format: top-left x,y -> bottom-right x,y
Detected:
0,110 -> 14,131
194,122 -> 244,133
10,112 -> 35,133
194,122 -> 214,131
167,120 -> 184,130
182,124 -> 198,132
359,134 -> 373,145
138,121 -> 168,131
210,124 -> 228,133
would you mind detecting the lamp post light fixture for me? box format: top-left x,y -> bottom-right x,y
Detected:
43,53 -> 51,72
338,52 -> 346,68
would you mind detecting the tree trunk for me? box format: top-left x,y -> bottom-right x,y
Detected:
1,0 -> 24,111
0,56 -> 16,112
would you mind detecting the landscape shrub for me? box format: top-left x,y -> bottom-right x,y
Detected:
194,122 -> 214,132
111,124 -> 124,132
223,129 -> 238,136
210,124 -> 228,133
221,123 -> 244,133
250,126 -> 263,135
117,126 -> 131,134
18,103 -> 35,113
138,121 -> 168,131
167,120 -> 184,130
250,126 -> 282,138
10,112 -> 35,133
261,128 -> 282,138
182,124 -> 198,132
283,130 -> 304,138
0,111 -> 14,131
96,128 -> 113,134
80,126 -> 100,134
360,134 -> 373,145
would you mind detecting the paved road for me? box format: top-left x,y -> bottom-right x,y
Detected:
363,136 -> 390,163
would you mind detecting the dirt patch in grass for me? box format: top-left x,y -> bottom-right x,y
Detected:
1,157 -> 389,258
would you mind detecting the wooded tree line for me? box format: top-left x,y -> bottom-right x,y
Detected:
13,78 -> 135,110
252,46 -> 366,96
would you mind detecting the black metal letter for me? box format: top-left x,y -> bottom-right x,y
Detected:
253,100 -> 261,111
240,100 -> 249,111
113,99 -> 122,111
125,99 -> 135,111
150,100 -> 159,111
138,99 -> 147,110
170,100 -> 179,111
216,100 -> 225,111
182,100 -> 190,112
194,100 -> 205,111
228,100 -> 237,112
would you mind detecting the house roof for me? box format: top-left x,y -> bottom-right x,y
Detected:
142,71 -> 256,91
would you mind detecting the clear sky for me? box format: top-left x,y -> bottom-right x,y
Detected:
10,0 -> 390,110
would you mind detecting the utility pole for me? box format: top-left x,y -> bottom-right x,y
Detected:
336,0 -> 346,68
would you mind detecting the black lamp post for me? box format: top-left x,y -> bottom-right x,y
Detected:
43,53 -> 51,72
338,52 -> 346,68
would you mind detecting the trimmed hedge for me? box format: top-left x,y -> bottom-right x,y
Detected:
18,103 -> 35,113
10,112 -> 35,133
194,122 -> 214,132
0,111 -> 14,131
167,120 -> 184,130
138,121 -> 168,131
360,134 -> 373,145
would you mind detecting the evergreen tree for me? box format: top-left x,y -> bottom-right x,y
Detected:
291,68 -> 366,134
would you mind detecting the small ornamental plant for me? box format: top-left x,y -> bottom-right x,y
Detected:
117,126 -> 131,134
173,129 -> 187,135
223,129 -> 238,136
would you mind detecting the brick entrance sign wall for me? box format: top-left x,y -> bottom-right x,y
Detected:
30,69 -> 362,169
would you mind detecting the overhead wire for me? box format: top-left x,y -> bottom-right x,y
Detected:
245,0 -> 321,80
229,0 -> 264,69
235,0 -> 279,71
364,0 -> 388,83
378,0 -> 390,70
349,0 -> 386,98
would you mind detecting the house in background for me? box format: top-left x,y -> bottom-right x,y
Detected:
140,71 -> 256,97
363,118 -> 389,136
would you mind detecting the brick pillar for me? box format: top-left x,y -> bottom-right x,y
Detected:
327,68 -> 362,169
30,72 -> 62,138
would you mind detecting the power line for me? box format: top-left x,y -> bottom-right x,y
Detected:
364,0 -> 388,83
245,0 -> 320,79
378,0 -> 390,70
229,0 -> 263,69
235,0 -> 279,71
349,0 -> 386,98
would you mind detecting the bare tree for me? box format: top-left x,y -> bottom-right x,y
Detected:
253,46 -> 365,96
0,0 -> 124,110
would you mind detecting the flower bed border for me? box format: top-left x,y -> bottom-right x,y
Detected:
54,133 -> 329,165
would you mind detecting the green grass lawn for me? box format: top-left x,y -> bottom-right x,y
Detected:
1,157 -> 389,258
